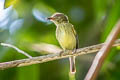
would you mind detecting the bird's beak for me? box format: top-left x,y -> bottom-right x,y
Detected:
47,17 -> 54,20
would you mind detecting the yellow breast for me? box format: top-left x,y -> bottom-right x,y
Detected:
56,24 -> 76,50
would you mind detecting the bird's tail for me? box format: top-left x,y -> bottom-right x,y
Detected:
69,56 -> 76,74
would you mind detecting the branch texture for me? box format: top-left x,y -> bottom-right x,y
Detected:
0,39 -> 120,70
85,20 -> 120,80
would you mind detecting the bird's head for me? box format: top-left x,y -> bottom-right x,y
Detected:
47,13 -> 69,24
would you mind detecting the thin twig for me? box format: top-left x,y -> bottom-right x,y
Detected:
84,20 -> 120,80
0,43 -> 32,58
0,39 -> 120,70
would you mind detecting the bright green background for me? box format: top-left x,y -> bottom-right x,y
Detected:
0,0 -> 120,80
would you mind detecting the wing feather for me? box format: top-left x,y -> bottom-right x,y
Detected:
71,25 -> 79,49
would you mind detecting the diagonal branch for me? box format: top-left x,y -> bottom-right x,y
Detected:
0,39 -> 120,70
84,20 -> 120,80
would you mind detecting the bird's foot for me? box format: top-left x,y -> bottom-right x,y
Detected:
72,49 -> 77,54
60,50 -> 70,56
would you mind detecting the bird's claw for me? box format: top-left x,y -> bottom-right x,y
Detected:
72,49 -> 77,54
60,50 -> 70,56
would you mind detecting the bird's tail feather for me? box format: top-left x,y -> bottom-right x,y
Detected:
69,56 -> 76,74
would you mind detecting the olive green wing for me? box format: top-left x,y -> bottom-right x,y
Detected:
71,24 -> 79,49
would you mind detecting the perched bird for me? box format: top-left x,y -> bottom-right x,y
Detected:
47,13 -> 79,74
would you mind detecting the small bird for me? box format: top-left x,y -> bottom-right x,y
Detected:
47,13 -> 79,74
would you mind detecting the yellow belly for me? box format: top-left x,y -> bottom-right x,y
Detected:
56,23 -> 77,50
56,30 -> 76,50
60,34 -> 76,50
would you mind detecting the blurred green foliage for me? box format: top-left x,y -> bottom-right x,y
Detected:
0,0 -> 120,80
